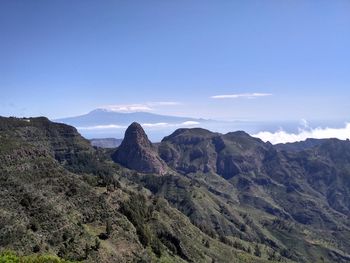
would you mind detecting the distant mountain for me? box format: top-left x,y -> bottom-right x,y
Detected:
55,109 -> 207,127
54,109 -> 214,141
56,109 -> 344,143
90,138 -> 122,148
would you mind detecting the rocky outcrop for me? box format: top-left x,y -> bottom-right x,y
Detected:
112,122 -> 168,174
158,128 -> 269,178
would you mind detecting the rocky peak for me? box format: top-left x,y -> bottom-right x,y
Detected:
123,122 -> 152,148
112,122 -> 167,175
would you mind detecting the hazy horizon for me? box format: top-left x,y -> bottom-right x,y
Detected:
48,108 -> 350,144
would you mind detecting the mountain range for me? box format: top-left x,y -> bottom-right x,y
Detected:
55,109 -> 208,127
1,116 -> 350,262
54,109 -> 218,142
54,109 -> 350,144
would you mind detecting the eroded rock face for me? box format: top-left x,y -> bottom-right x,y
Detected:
112,122 -> 167,174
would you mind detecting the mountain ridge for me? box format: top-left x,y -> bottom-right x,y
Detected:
2,117 -> 350,262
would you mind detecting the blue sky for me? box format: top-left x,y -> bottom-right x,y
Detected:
1,0 -> 350,122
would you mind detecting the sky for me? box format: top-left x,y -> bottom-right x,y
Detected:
1,0 -> 350,141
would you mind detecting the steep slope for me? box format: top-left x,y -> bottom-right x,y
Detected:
280,138 -> 350,216
112,122 -> 168,175
0,117 -> 143,262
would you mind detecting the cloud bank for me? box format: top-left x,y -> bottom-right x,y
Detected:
101,104 -> 152,112
211,93 -> 272,99
99,101 -> 180,113
253,123 -> 350,144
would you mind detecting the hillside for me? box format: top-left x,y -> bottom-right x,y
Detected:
1,117 -> 350,262
151,127 -> 350,262
117,124 -> 350,262
0,117 -> 273,263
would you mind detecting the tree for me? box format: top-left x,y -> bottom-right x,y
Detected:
254,244 -> 261,257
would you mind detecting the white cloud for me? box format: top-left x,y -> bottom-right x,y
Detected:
211,93 -> 272,99
253,123 -> 350,144
78,124 -> 127,130
142,121 -> 200,128
99,104 -> 153,113
77,120 -> 200,131
182,121 -> 200,126
99,101 -> 181,113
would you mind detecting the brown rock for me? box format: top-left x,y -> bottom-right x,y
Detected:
112,122 -> 167,175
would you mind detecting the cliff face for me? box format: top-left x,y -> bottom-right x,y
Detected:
158,128 -> 270,178
112,122 -> 168,175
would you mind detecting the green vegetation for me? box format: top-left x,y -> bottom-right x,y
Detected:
120,194 -> 152,247
0,251 -> 75,263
